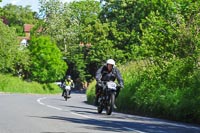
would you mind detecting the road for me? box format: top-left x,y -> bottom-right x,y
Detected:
0,92 -> 200,133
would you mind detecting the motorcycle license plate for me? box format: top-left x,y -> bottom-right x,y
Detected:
107,82 -> 117,90
65,86 -> 71,90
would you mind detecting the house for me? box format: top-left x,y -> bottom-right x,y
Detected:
24,24 -> 34,39
18,24 -> 34,47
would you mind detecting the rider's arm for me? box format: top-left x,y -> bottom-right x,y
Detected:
95,66 -> 104,82
115,67 -> 124,88
71,80 -> 75,88
72,82 -> 75,88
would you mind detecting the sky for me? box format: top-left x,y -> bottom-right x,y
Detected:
0,0 -> 76,12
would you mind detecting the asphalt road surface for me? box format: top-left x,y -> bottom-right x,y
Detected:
0,91 -> 200,133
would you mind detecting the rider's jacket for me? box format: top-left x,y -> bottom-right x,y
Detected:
65,80 -> 75,88
95,65 -> 124,87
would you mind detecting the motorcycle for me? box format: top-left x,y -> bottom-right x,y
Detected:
97,81 -> 118,115
61,84 -> 71,101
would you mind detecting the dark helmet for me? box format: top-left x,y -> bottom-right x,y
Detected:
66,75 -> 71,80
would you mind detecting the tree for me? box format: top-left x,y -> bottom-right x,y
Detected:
1,4 -> 38,35
66,0 -> 102,80
0,21 -> 16,71
99,0 -> 143,54
38,0 -> 78,49
99,0 -> 184,60
0,20 -> 18,73
38,0 -> 104,81
29,36 -> 67,83
0,20 -> 30,77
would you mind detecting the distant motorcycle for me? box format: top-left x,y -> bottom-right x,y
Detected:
61,84 -> 71,101
97,81 -> 118,115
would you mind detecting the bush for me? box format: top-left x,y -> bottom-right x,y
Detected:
86,80 -> 96,104
29,36 -> 67,83
86,59 -> 200,124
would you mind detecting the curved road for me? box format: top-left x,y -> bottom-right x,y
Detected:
0,92 -> 200,133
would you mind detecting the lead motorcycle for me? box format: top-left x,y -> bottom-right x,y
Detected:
97,81 -> 118,115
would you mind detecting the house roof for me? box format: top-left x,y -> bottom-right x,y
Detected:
24,24 -> 34,32
1,16 -> 9,25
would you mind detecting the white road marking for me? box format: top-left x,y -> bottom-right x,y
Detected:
37,97 -> 46,105
123,127 -> 146,133
37,97 -> 62,110
70,112 -> 92,119
46,105 -> 62,111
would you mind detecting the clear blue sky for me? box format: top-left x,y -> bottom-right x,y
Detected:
0,0 -> 76,12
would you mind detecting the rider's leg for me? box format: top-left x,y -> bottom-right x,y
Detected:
115,86 -> 121,98
68,89 -> 71,98
94,84 -> 101,105
62,89 -> 65,96
113,87 -> 121,109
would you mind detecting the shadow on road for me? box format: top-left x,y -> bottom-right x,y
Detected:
31,115 -> 200,133
34,115 -> 132,132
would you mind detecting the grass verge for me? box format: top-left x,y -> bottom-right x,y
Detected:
0,74 -> 61,94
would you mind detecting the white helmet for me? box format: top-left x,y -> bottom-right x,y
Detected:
106,59 -> 115,66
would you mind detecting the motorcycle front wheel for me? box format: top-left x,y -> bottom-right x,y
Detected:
64,90 -> 69,101
97,97 -> 103,113
106,93 -> 115,115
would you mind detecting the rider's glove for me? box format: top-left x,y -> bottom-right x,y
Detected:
119,84 -> 124,89
96,79 -> 102,86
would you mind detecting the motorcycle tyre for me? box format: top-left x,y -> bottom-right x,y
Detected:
106,93 -> 115,115
64,90 -> 69,101
97,97 -> 103,114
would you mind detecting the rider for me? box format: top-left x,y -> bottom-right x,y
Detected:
95,59 -> 124,107
62,75 -> 75,97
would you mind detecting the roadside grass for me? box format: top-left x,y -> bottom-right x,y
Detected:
116,60 -> 146,112
0,74 -> 61,94
86,80 -> 96,104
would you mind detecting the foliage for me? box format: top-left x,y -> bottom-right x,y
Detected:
86,80 -> 96,104
0,73 -> 61,94
0,20 -> 17,73
1,4 -> 38,35
29,36 -> 67,83
38,0 -> 105,81
0,20 -> 29,75
87,59 -> 200,123
86,0 -> 200,124
39,0 -> 78,47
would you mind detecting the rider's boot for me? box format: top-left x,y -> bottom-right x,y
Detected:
94,97 -> 98,106
61,91 -> 64,96
113,103 -> 117,109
